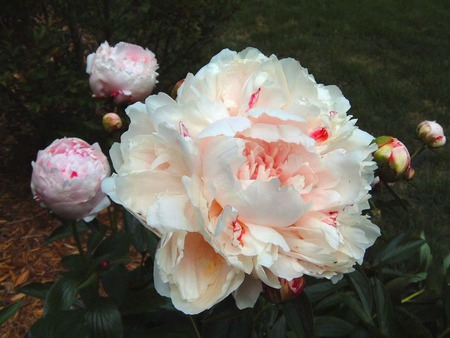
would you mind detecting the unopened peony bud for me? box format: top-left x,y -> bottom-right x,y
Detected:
31,138 -> 111,221
262,277 -> 306,304
373,136 -> 411,182
417,120 -> 446,148
403,167 -> 415,181
86,41 -> 158,104
103,113 -> 122,132
171,79 -> 185,99
98,260 -> 110,271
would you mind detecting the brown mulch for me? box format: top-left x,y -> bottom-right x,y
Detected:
0,177 -> 106,338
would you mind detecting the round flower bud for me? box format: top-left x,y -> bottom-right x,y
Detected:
86,41 -> 159,104
98,260 -> 111,271
170,79 -> 185,99
102,112 -> 122,133
417,120 -> 446,148
31,138 -> 111,221
262,277 -> 306,304
373,136 -> 411,182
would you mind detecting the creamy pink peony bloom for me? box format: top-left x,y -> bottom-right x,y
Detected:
86,41 -> 158,104
102,48 -> 380,314
31,138 -> 110,221
417,120 -> 446,148
373,136 -> 410,182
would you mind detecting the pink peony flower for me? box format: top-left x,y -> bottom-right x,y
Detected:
86,41 -> 158,104
373,136 -> 411,182
417,120 -> 446,148
31,138 -> 110,221
102,48 -> 380,314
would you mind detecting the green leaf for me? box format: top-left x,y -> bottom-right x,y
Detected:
123,210 -> 159,255
17,282 -> 53,299
85,297 -> 123,338
83,120 -> 102,130
128,323 -> 198,338
346,266 -> 373,316
372,278 -> 393,337
90,232 -> 132,269
120,286 -> 172,315
101,265 -> 129,305
60,254 -> 87,271
315,316 -> 355,337
203,296 -> 249,322
394,307 -> 432,338
27,309 -> 88,338
304,278 -> 347,303
202,311 -> 253,338
45,221 -> 88,244
419,232 -> 432,271
372,233 -> 425,266
268,315 -> 287,338
44,275 -> 81,315
282,292 -> 315,337
0,301 -> 23,326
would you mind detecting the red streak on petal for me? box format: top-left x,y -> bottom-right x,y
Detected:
324,211 -> 338,227
179,121 -> 190,137
329,111 -> 337,118
248,88 -> 261,109
310,127 -> 329,143
232,220 -> 245,247
71,171 -> 78,178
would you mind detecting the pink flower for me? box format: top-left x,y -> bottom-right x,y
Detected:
31,138 -> 110,221
102,48 -> 379,314
86,41 -> 158,104
373,136 -> 411,182
417,120 -> 446,148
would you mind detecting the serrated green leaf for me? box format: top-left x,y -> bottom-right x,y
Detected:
282,292 -> 315,338
85,297 -> 123,338
0,301 -> 23,326
17,282 -> 53,299
315,316 -> 355,337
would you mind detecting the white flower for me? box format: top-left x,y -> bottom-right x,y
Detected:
86,41 -> 158,104
417,120 -> 446,148
102,48 -> 380,314
32,138 -> 110,221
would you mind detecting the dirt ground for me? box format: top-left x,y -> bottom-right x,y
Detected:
0,176 -> 93,337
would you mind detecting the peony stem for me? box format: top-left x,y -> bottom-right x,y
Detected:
382,180 -> 408,211
190,316 -> 201,338
401,288 -> 425,303
71,221 -> 84,257
410,144 -> 427,162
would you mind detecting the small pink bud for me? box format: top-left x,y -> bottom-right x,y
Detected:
171,79 -> 185,99
417,120 -> 446,148
102,113 -> 123,133
373,136 -> 411,182
99,260 -> 110,271
262,276 -> 306,304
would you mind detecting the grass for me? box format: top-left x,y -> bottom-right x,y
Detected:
203,0 -> 450,257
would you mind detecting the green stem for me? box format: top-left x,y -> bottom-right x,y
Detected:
410,144 -> 427,161
401,288 -> 425,303
382,180 -> 408,211
190,316 -> 201,338
72,221 -> 84,257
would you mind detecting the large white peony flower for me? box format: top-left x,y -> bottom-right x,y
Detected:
102,48 -> 380,314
